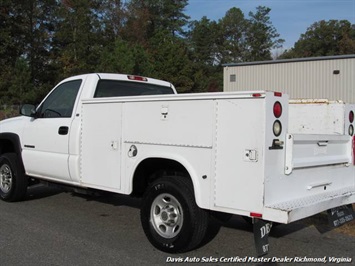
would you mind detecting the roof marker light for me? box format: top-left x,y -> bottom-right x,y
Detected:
127,75 -> 148,82
274,92 -> 282,97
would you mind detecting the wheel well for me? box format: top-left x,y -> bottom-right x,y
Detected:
0,134 -> 25,174
0,139 -> 16,155
131,158 -> 190,197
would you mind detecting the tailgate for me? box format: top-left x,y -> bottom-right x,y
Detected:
263,133 -> 355,223
285,134 -> 351,175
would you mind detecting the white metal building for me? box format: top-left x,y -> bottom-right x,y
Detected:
223,55 -> 355,103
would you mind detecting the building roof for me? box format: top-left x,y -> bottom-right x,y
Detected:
223,54 -> 355,67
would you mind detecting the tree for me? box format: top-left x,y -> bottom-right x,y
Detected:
97,0 -> 125,43
218,7 -> 248,64
0,0 -> 24,105
123,0 -> 189,46
245,6 -> 284,61
122,0 -> 193,92
0,1 -> 287,108
0,0 -> 58,104
189,17 -> 218,65
148,30 -> 193,92
0,1 -> 25,67
281,20 -> 355,58
98,39 -> 154,76
52,0 -> 103,79
187,17 -> 221,92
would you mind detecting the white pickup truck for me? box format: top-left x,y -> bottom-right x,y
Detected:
0,73 -> 354,254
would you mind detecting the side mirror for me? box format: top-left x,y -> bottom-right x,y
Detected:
20,104 -> 36,117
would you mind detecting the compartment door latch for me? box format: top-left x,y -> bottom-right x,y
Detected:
244,149 -> 258,162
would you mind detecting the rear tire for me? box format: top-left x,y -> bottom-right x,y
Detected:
0,153 -> 28,202
140,176 -> 208,253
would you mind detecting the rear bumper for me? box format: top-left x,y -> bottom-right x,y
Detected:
264,187 -> 355,223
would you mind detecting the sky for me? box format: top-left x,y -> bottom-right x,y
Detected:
185,0 -> 355,50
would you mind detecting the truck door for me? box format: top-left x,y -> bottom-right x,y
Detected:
21,79 -> 82,181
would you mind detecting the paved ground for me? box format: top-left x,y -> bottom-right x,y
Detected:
0,185 -> 354,266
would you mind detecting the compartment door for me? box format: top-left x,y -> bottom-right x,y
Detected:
80,102 -> 122,191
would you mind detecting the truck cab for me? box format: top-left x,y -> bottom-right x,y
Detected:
1,73 -> 176,189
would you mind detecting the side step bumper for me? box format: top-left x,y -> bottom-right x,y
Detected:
264,187 -> 355,223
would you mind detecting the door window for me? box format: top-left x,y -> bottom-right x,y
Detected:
38,80 -> 82,118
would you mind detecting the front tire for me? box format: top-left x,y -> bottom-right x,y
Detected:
0,153 -> 28,202
140,176 -> 208,253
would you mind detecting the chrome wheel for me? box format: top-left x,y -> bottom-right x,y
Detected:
0,164 -> 12,193
0,153 -> 28,202
141,177 -> 209,253
150,193 -> 183,239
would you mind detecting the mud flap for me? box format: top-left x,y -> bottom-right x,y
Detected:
253,219 -> 272,257
327,204 -> 354,227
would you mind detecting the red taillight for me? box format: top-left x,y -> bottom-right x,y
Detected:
349,111 -> 354,123
250,212 -> 263,218
252,93 -> 262,97
127,75 -> 148,82
274,92 -> 282,97
273,102 -> 282,118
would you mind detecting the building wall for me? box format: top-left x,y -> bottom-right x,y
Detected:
223,56 -> 355,103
